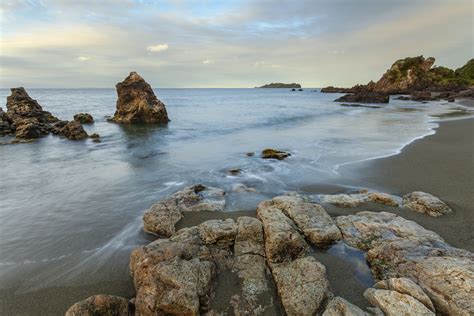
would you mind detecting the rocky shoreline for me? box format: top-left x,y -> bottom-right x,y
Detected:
65,184 -> 473,315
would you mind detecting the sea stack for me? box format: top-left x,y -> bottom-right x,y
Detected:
111,72 -> 169,124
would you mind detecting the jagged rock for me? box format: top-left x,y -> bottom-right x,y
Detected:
143,184 -> 225,236
374,278 -> 434,312
14,120 -> 45,139
268,195 -> 342,246
234,217 -> 265,256
364,289 -> 434,316
60,120 -> 89,140
271,257 -> 331,316
336,211 -> 474,315
111,72 -> 169,124
6,87 -> 59,125
257,200 -> 308,263
334,92 -> 389,104
65,294 -> 130,316
261,148 -> 291,160
402,191 -> 452,217
73,113 -> 94,124
322,296 -> 368,316
198,219 -> 237,246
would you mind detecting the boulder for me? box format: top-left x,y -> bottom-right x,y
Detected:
364,288 -> 434,316
261,148 -> 291,160
374,278 -> 434,312
367,192 -> 399,207
269,195 -> 342,246
198,219 -> 237,246
320,191 -> 399,207
143,184 -> 225,236
257,200 -> 309,263
410,91 -> 435,101
271,257 -> 331,316
73,113 -> 94,124
322,296 -> 368,316
111,72 -> 169,124
334,92 -> 389,104
402,191 -> 452,217
65,294 -> 130,316
60,120 -> 89,140
14,120 -> 45,139
234,217 -> 265,256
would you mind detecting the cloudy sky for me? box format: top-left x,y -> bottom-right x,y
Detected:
0,0 -> 472,88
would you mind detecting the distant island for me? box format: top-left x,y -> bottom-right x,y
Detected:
258,83 -> 302,88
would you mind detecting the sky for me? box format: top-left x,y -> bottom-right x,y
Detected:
0,0 -> 472,88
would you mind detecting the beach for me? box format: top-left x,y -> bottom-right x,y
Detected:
1,114 -> 472,315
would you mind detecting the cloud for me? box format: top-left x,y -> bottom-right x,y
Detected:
146,44 -> 169,53
77,56 -> 91,61
202,59 -> 214,64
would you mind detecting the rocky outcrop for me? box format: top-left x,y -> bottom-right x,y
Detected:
65,294 -> 130,316
322,297 -> 368,316
402,191 -> 452,217
258,83 -> 301,88
73,113 -> 94,124
267,195 -> 342,246
334,92 -> 389,104
143,184 -> 225,237
364,288 -> 434,316
336,211 -> 474,315
0,107 -> 12,135
261,148 -> 291,160
111,72 -> 169,124
60,120 -> 89,140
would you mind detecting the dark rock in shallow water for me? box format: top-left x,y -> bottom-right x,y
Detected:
6,87 -> 59,125
111,72 -> 169,124
60,120 -> 88,140
335,92 -> 389,104
261,148 -> 291,160
410,91 -> 435,102
73,112 -> 94,124
14,121 -> 46,139
396,96 -> 411,101
340,103 -> 381,109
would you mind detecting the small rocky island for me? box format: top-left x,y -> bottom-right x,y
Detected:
111,72 -> 169,124
322,56 -> 474,103
258,83 -> 302,88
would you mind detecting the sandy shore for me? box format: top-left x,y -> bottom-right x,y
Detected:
1,117 -> 473,315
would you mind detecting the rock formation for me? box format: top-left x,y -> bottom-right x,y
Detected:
261,148 -> 291,160
65,295 -> 130,316
334,92 -> 389,104
111,72 -> 169,124
258,83 -> 301,88
402,191 -> 452,217
73,113 -> 94,124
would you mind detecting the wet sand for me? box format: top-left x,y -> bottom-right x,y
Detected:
1,117 -> 473,315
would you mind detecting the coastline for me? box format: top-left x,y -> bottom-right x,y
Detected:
1,116 -> 473,315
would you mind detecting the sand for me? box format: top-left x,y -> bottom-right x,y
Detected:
1,117 -> 473,315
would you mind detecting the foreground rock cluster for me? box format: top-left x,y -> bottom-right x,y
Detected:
322,56 -> 474,104
66,185 -> 473,316
0,88 -> 92,142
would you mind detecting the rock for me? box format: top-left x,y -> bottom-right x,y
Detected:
73,113 -> 94,124
410,91 -> 435,101
271,257 -> 331,316
447,97 -> 455,102
89,133 -> 100,139
65,294 -> 130,316
402,191 -> 452,217
112,72 -> 169,124
60,120 -> 89,140
234,217 -> 265,256
374,278 -> 434,312
257,199 -> 309,263
258,83 -> 301,88
14,120 -> 45,139
6,87 -> 59,125
363,288 -> 434,316
339,103 -> 381,109
334,92 -> 389,104
367,192 -> 399,207
298,88 -> 303,91
227,168 -> 241,176
230,183 -> 257,193
320,193 -> 367,208
143,184 -> 225,236
198,219 -> 237,246
246,152 -> 255,157
261,148 -> 291,160
396,96 -> 410,101
320,86 -> 353,93
0,107 -> 12,135
269,195 -> 342,246
322,296 -> 368,316
134,256 -> 215,316
336,211 -> 474,315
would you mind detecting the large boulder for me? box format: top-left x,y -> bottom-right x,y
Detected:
65,294 -> 130,316
143,184 -> 226,237
402,191 -> 452,217
267,195 -> 342,246
60,120 -> 89,140
271,257 -> 331,316
111,72 -> 169,124
364,288 -> 434,316
334,92 -> 389,104
336,211 -> 474,315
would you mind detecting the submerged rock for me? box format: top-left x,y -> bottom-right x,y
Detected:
271,257 -> 331,316
73,113 -> 94,124
364,288 -> 434,316
143,184 -> 226,237
402,191 -> 452,217
65,294 -> 130,316
322,296 -> 368,316
261,148 -> 291,160
111,72 -> 169,124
